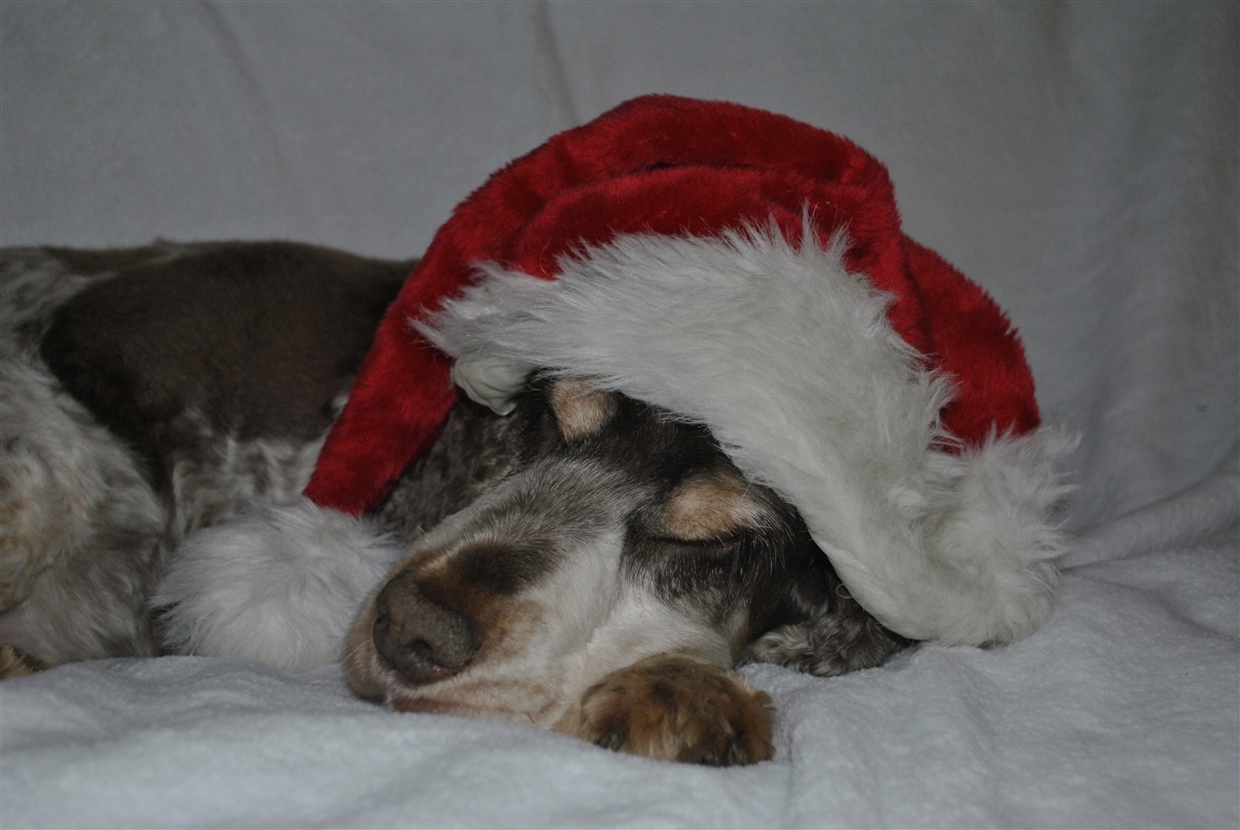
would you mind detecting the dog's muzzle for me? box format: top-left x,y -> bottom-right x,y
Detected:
371,569 -> 480,683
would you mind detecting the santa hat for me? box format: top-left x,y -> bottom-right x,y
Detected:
161,96 -> 1070,669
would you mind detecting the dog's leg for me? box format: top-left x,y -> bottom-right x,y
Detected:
742,582 -> 910,677
0,359 -> 166,663
555,655 -> 774,766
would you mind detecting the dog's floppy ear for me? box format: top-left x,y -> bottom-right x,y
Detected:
744,549 -> 910,677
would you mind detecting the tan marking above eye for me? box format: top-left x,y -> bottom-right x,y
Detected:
663,471 -> 766,542
548,377 -> 618,441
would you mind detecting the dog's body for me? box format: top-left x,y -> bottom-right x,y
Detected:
0,241 -> 906,765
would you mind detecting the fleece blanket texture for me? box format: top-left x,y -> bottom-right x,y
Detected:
1,2 -> 1236,828
2,494 -> 1235,828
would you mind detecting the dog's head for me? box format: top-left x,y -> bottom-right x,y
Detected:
344,376 -> 900,730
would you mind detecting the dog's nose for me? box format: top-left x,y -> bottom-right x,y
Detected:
372,569 -> 480,684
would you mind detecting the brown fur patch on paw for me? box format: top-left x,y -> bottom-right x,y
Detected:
0,645 -> 50,679
556,655 -> 774,766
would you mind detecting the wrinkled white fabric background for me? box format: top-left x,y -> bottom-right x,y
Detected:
1,2 -> 1236,828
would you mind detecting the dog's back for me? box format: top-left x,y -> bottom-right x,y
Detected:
0,242 -> 410,663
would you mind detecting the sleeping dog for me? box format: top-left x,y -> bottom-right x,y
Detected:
0,241 -> 906,766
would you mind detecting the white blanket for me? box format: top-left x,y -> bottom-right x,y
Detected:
1,3 -> 1236,827
3,484 -> 1235,828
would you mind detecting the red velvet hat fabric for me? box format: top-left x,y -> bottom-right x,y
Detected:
304,95 -> 1039,515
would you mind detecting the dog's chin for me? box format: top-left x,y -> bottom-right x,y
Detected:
378,671 -> 574,727
384,693 -> 487,718
345,655 -> 471,715
344,640 -> 568,726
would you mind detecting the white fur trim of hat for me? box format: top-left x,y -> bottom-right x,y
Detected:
421,224 -> 1075,647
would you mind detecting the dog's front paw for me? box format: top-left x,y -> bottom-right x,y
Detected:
557,655 -> 774,766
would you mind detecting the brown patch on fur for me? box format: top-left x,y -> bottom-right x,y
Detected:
663,471 -> 764,541
413,560 -> 533,652
548,378 -> 617,442
40,243 -> 410,490
0,645 -> 50,679
556,654 -> 774,766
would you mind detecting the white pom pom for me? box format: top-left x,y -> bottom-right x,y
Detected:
154,498 -> 402,672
